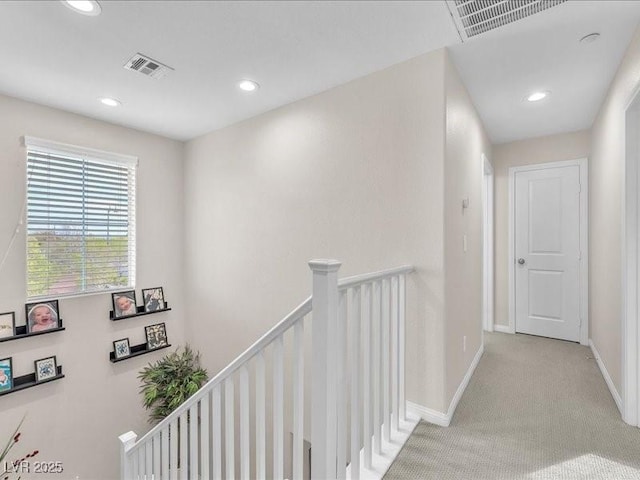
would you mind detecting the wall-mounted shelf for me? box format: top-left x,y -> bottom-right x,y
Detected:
0,366 -> 64,397
0,321 -> 65,344
110,343 -> 172,363
110,304 -> 171,321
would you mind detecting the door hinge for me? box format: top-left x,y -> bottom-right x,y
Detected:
578,251 -> 582,260
578,182 -> 582,193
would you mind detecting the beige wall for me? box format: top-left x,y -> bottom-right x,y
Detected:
184,50 -> 449,412
443,52 -> 492,406
0,94 -> 186,479
492,130 -> 591,329
590,26 -> 640,395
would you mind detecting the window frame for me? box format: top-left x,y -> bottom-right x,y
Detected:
23,136 -> 138,300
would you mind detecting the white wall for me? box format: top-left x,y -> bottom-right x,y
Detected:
492,130 -> 591,329
443,51 -> 492,407
590,25 -> 640,395
184,50 -> 449,412
0,94 -> 186,480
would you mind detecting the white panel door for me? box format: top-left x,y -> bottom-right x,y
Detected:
514,165 -> 581,341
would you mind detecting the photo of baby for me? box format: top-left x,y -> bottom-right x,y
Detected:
112,291 -> 137,318
25,301 -> 60,333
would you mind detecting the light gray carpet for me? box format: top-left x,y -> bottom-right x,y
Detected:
385,332 -> 640,479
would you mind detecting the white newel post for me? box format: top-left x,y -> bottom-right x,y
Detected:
309,259 -> 341,480
119,431 -> 137,480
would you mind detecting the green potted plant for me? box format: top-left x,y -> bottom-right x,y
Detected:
139,345 -> 208,423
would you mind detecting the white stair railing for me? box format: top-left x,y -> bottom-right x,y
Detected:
120,260 -> 414,480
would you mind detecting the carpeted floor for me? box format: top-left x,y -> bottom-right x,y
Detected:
384,332 -> 640,479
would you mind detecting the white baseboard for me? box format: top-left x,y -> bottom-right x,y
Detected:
589,339 -> 623,415
407,401 -> 450,427
407,343 -> 484,428
493,324 -> 512,334
447,343 -> 484,420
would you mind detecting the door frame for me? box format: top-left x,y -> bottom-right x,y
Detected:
623,91 -> 640,426
507,158 -> 589,345
482,154 -> 494,332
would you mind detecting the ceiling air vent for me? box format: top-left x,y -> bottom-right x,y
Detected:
124,53 -> 173,79
446,0 -> 567,40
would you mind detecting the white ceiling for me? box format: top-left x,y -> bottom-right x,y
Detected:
448,1 -> 640,144
0,1 -> 639,144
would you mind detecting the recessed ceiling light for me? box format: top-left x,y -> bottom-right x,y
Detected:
526,91 -> 550,102
580,33 -> 600,44
62,0 -> 101,16
99,97 -> 121,107
238,80 -> 259,92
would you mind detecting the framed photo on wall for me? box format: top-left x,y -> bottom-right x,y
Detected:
145,323 -> 168,350
34,356 -> 58,382
113,338 -> 131,359
25,300 -> 60,333
0,357 -> 12,392
112,291 -> 137,318
142,287 -> 165,312
0,312 -> 15,339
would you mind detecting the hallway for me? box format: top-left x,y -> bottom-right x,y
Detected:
385,333 -> 640,479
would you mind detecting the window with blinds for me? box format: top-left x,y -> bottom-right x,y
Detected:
25,137 -> 137,298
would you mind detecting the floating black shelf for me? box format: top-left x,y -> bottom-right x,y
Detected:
110,343 -> 172,363
0,321 -> 66,344
0,366 -> 64,397
110,304 -> 171,321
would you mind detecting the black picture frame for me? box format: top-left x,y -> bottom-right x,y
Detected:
113,338 -> 131,359
34,355 -> 58,383
112,291 -> 137,318
145,323 -> 168,350
142,287 -> 166,312
0,357 -> 12,392
25,300 -> 60,334
0,312 -> 15,339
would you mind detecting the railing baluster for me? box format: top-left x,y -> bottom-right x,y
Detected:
349,286 -> 361,480
372,280 -> 381,455
273,335 -> 285,480
240,366 -> 250,480
189,404 -> 199,479
391,276 -> 399,433
337,290 -> 347,480
169,419 -> 178,480
200,392 -> 210,480
255,352 -> 266,479
225,377 -> 235,480
179,412 -> 188,480
132,449 -> 139,479
292,320 -> 304,480
161,427 -> 169,480
382,278 -> 391,443
362,282 -> 372,469
399,274 -> 406,422
212,385 -> 222,480
153,434 -> 161,478
145,440 -> 153,478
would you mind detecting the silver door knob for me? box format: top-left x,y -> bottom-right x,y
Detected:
518,258 -> 525,265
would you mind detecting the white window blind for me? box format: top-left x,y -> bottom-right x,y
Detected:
25,137 -> 137,298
